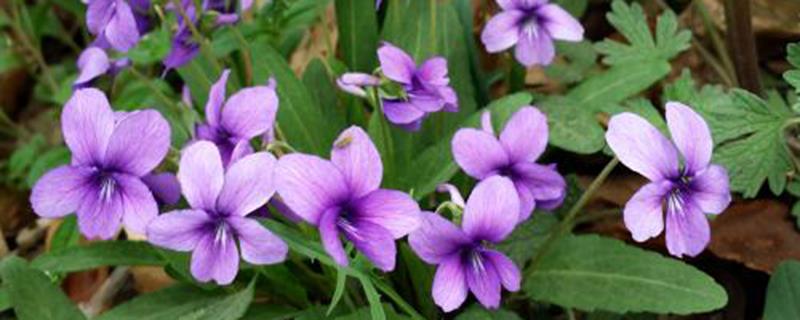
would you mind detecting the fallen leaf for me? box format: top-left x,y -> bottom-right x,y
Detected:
709,199 -> 800,273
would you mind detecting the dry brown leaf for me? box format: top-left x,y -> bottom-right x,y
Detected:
709,199 -> 800,273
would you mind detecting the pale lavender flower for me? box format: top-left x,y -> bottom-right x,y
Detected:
86,0 -> 151,52
275,126 -> 421,271
481,0 -> 584,67
195,69 -> 278,167
409,176 -> 521,312
605,102 -> 731,258
147,141 -> 288,285
452,106 -> 566,221
30,89 -> 170,239
74,47 -> 131,87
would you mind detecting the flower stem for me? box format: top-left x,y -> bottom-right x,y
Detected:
171,0 -> 223,74
526,157 -> 619,274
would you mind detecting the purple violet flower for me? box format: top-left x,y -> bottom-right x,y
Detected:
409,176 -> 522,312
336,42 -> 458,131
336,73 -> 381,98
30,88 -> 171,239
481,0 -> 584,67
163,0 -> 251,69
195,69 -> 278,167
86,0 -> 151,52
147,141 -> 288,285
452,106 -> 566,221
378,42 -> 458,131
74,47 -> 131,87
605,102 -> 731,258
141,172 -> 181,205
275,126 -> 421,271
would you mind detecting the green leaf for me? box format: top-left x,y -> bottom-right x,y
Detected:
711,90 -> 793,197
257,264 -> 309,306
525,235 -> 728,314
763,260 -> 800,320
97,281 -> 255,320
335,304 -> 410,320
31,241 -> 164,273
303,58 -> 347,127
358,276 -> 386,320
128,26 -> 171,65
792,201 -> 800,229
327,269 -> 348,315
785,43 -> 800,93
49,216 -> 79,253
595,0 -> 690,65
7,134 -> 45,181
250,42 -> 339,155
0,286 -> 9,313
262,221 -> 423,319
397,244 -> 437,318
544,41 -> 597,84
496,214 -> 559,266
567,60 -> 671,106
336,0 -> 379,72
0,256 -> 85,320
539,96 -> 606,154
454,304 -> 522,320
240,303 -> 300,320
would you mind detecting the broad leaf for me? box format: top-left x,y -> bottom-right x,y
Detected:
250,42 -> 341,155
763,260 -> 800,320
336,0 -> 379,72
97,281 -> 254,320
496,214 -> 559,266
454,304 -> 522,320
595,0 -> 690,65
0,256 -> 85,320
31,241 -> 164,273
525,235 -> 728,314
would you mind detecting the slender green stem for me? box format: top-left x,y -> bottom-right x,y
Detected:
692,40 -> 734,87
526,157 -> 619,274
694,0 -> 737,86
229,26 -> 253,86
9,1 -> 58,95
171,0 -> 222,74
429,0 -> 437,54
370,276 -> 425,320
